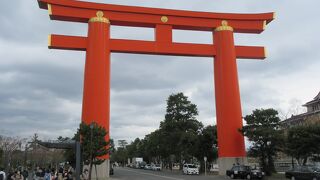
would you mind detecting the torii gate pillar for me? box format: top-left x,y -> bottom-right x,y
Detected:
82,12 -> 111,179
214,21 -> 247,173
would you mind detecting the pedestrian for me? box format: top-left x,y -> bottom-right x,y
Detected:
8,169 -> 15,180
50,168 -> 57,180
40,168 -> 45,180
57,167 -> 63,180
34,167 -> 41,180
0,167 -> 6,180
12,171 -> 24,180
80,169 -> 89,180
22,169 -> 28,180
62,169 -> 68,180
44,169 -> 51,180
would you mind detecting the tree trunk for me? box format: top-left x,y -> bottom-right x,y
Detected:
95,163 -> 98,180
267,154 -> 276,174
302,157 -> 308,165
260,154 -> 268,176
291,157 -> 295,168
179,153 -> 183,170
89,159 -> 93,180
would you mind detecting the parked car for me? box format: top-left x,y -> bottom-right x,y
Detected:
226,165 -> 264,179
285,165 -> 320,180
151,164 -> 161,171
139,161 -> 147,169
144,164 -> 152,170
183,164 -> 199,175
251,167 -> 265,179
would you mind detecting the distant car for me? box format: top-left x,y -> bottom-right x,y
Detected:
144,164 -> 152,170
183,164 -> 199,175
285,165 -> 320,180
210,164 -> 219,173
226,165 -> 264,179
151,164 -> 161,171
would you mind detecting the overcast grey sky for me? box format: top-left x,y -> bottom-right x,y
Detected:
0,0 -> 319,144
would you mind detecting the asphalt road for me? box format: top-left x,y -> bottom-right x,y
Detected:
110,167 -> 228,180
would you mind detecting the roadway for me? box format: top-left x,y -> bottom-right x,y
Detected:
110,167 -> 227,180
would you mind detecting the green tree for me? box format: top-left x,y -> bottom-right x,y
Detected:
285,124 -> 320,165
112,147 -> 128,166
79,122 -> 109,180
62,135 -> 77,167
118,140 -> 128,149
143,130 -> 164,163
240,108 -> 284,175
160,92 -> 203,167
109,139 -> 115,155
127,138 -> 143,158
0,148 -> 3,166
112,93 -> 220,170
195,125 -> 218,171
0,135 -> 23,172
112,140 -> 129,166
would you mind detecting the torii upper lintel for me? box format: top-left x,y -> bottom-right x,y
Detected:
38,0 -> 274,33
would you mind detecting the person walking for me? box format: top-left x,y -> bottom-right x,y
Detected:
80,169 -> 89,180
22,169 -> 28,180
44,169 -> 51,180
0,167 -> 6,180
12,171 -> 24,180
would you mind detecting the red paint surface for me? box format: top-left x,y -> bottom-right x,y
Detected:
49,34 -> 266,59
214,30 -> 246,157
82,20 -> 110,159
38,0 -> 273,33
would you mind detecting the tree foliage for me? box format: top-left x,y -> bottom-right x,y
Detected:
118,140 -> 128,149
0,148 -> 3,166
0,135 -> 24,171
160,93 -> 203,165
285,123 -> 320,165
62,136 -> 77,166
195,125 -> 218,163
79,122 -> 109,179
111,92 -> 218,171
127,138 -> 144,158
240,108 -> 284,175
79,122 -> 109,165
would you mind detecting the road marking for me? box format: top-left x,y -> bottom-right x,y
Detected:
121,168 -> 184,180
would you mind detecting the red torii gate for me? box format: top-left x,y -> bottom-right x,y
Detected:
38,0 -> 274,176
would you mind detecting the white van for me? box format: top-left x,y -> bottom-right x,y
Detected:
183,164 -> 199,175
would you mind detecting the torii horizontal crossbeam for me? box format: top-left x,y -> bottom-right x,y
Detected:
49,34 -> 266,59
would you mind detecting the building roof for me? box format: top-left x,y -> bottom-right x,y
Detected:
303,91 -> 320,107
281,91 -> 320,128
281,110 -> 320,128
